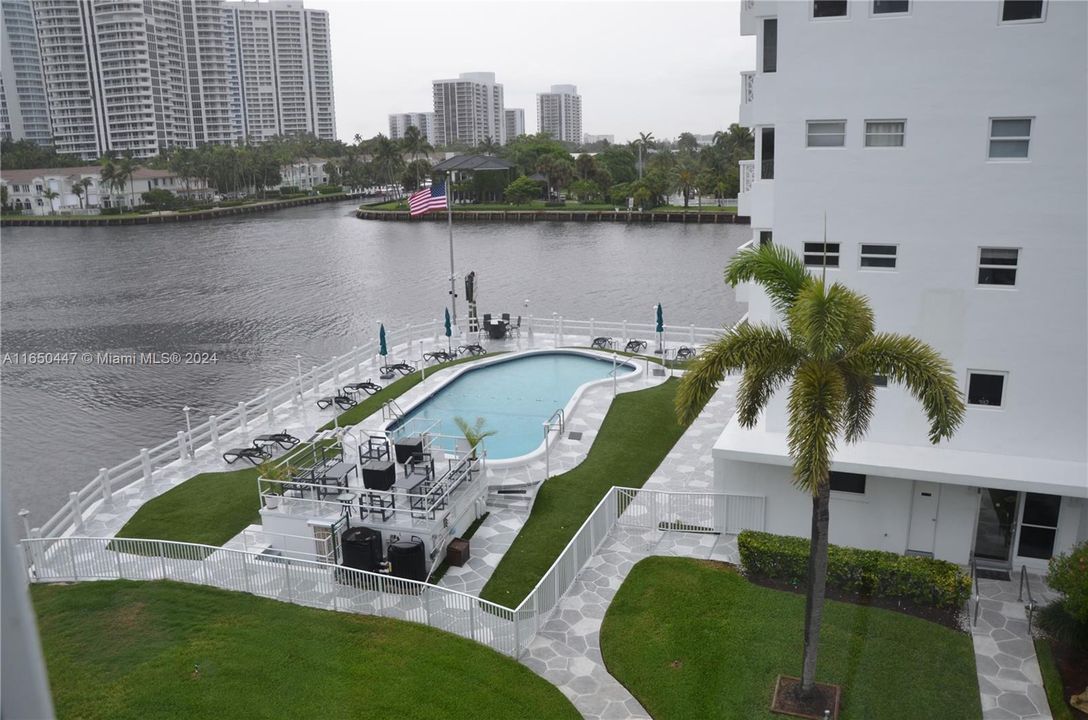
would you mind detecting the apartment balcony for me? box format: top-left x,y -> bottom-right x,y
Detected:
737,159 -> 773,226
740,0 -> 775,36
738,70 -> 776,128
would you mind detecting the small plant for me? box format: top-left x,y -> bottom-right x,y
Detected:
1038,540 -> 1088,651
453,416 -> 497,459
256,460 -> 297,497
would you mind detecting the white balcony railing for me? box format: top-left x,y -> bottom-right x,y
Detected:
740,160 -> 756,195
741,71 -> 755,105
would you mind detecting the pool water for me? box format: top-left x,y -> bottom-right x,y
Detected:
390,352 -> 635,459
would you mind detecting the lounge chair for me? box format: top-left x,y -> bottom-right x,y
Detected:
223,445 -> 272,465
423,351 -> 455,363
380,362 -> 416,376
343,380 -> 382,396
458,343 -> 486,356
675,346 -> 698,360
624,339 -> 648,353
253,430 -> 300,450
316,392 -> 355,410
591,337 -> 614,349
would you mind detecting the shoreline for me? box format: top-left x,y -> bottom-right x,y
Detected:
356,207 -> 749,224
1,192 -> 364,227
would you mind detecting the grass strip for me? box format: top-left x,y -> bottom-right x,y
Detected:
600,556 -> 981,720
479,378 -> 692,607
1035,637 -> 1076,720
32,580 -> 580,720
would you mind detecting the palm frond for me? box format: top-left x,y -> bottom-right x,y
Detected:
850,333 -> 965,443
725,243 -> 810,316
840,367 -> 876,443
675,324 -> 799,425
788,281 -> 875,361
786,361 -> 846,494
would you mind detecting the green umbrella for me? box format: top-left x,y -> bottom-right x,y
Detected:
444,307 -> 452,352
656,303 -> 664,333
379,323 -> 388,357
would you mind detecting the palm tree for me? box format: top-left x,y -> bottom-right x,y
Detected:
372,134 -> 405,197
99,156 -> 118,208
478,135 -> 499,156
673,160 -> 698,208
453,416 -> 497,459
42,188 -> 59,214
400,125 -> 433,188
114,154 -> 137,209
636,131 -> 655,179
676,243 -> 964,700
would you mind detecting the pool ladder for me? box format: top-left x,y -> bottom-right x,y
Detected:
543,408 -> 566,480
381,399 -> 405,421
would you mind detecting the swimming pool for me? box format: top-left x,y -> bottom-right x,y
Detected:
388,351 -> 637,460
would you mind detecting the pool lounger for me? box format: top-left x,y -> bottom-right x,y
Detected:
591,337 -> 614,350
624,339 -> 648,353
223,446 -> 272,465
253,430 -> 300,450
316,393 -> 356,410
457,344 -> 486,356
423,351 -> 455,363
343,380 -> 382,396
380,363 -> 416,376
675,346 -> 698,360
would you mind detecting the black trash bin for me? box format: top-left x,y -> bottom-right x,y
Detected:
387,537 -> 427,582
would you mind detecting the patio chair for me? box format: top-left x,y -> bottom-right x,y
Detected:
501,313 -> 511,325
508,315 -> 522,337
458,343 -> 486,356
482,313 -> 492,328
423,350 -> 455,364
380,362 -> 416,376
675,346 -> 698,360
591,337 -> 614,350
223,445 -> 272,465
316,391 -> 355,410
252,430 -> 300,450
343,380 -> 382,396
624,339 -> 648,354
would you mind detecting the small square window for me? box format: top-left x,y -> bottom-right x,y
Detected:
967,372 -> 1005,407
860,243 -> 897,269
989,118 -> 1031,159
813,0 -> 848,18
759,230 -> 773,246
807,120 -> 846,147
865,120 -> 905,147
872,375 -> 888,387
1001,0 -> 1045,22
978,247 -> 1018,286
804,242 -> 839,268
830,471 -> 866,494
873,0 -> 909,13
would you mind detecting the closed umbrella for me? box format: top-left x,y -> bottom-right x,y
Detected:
655,303 -> 664,354
444,307 -> 452,352
379,323 -> 392,378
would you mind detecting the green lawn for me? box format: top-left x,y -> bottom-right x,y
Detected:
479,378 -> 692,607
364,201 -> 737,213
600,556 -> 981,720
32,580 -> 580,720
1035,638 -> 1076,720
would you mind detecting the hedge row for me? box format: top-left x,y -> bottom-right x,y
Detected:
737,530 -> 972,609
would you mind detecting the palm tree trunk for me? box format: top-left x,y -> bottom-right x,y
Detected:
800,481 -> 831,696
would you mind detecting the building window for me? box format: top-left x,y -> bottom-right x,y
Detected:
759,230 -> 773,246
762,19 -> 777,73
865,120 -> 905,147
1001,0 -> 1045,22
804,242 -> 840,268
1017,493 -> 1061,559
873,0 -> 909,13
807,120 -> 846,147
860,243 -> 897,269
830,471 -> 866,494
978,247 -> 1019,286
872,375 -> 889,387
989,118 -> 1031,159
813,0 -> 848,18
967,372 -> 1006,407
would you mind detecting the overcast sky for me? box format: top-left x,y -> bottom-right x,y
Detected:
307,0 -> 753,144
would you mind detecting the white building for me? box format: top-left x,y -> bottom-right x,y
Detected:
432,72 -> 505,147
223,0 -> 336,142
0,0 -> 51,145
278,158 -> 330,191
504,108 -> 525,142
1,166 -> 212,214
725,0 -> 1087,571
536,84 -> 582,144
582,133 -> 614,145
388,112 -> 435,142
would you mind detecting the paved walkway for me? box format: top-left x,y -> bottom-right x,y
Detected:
973,573 -> 1058,720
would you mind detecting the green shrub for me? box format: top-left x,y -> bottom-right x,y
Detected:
99,207 -> 122,215
278,185 -> 300,195
737,530 -> 971,609
314,184 -> 342,195
1038,541 -> 1088,650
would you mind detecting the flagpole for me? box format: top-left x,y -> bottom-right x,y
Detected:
447,170 -> 457,328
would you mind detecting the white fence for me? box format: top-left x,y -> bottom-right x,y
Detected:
21,487 -> 762,658
30,316 -> 727,544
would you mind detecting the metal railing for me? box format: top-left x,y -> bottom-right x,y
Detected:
1018,564 -> 1037,633
970,559 -> 981,626
542,408 -> 566,479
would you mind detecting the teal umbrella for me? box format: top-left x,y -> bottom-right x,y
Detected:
655,303 -> 664,354
379,323 -> 388,357
444,307 -> 452,352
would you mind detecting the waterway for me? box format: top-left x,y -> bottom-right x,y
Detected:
0,199 -> 748,523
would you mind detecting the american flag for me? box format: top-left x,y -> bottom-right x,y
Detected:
408,181 -> 447,216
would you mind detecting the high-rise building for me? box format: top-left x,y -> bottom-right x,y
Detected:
0,0 -> 51,145
223,0 -> 336,142
504,108 -> 525,142
582,133 -> 613,145
726,1 -> 1086,570
432,72 -> 504,147
536,84 -> 581,144
388,112 -> 434,142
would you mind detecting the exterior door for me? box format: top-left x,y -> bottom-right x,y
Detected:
973,488 -> 1019,566
907,481 -> 940,554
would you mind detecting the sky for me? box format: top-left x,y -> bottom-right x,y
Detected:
307,0 -> 754,144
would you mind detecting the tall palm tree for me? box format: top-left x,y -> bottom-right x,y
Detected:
400,125 -> 433,188
676,243 -> 964,699
373,134 -> 405,197
42,188 -> 59,214
636,131 -> 655,179
99,156 -> 118,208
478,135 -> 498,156
114,154 -> 137,209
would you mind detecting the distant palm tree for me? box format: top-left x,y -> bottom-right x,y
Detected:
42,188 -> 59,214
372,134 -> 405,197
400,125 -> 433,187
478,135 -> 498,156
676,243 -> 964,701
112,154 -> 138,208
636,131 -> 655,179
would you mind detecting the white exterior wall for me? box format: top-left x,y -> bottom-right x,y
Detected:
504,108 -> 525,143
536,84 -> 582,144
432,72 -> 505,147
388,111 -> 434,142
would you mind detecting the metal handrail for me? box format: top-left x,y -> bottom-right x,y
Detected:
971,559 -> 981,626
546,408 -> 565,435
1018,564 -> 1037,632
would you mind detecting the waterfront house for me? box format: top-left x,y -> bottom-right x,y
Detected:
277,158 -> 332,192
1,166 -> 213,215
723,0 -> 1087,571
432,154 -> 516,204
